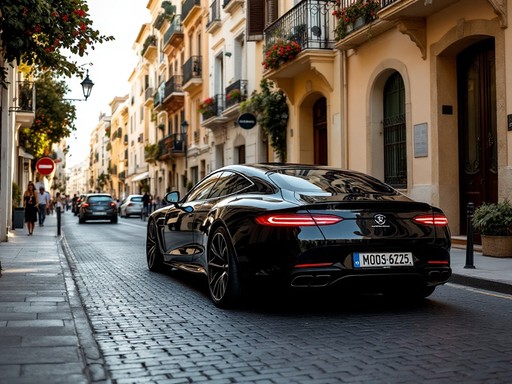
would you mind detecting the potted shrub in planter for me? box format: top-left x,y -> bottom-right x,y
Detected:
472,200 -> 512,257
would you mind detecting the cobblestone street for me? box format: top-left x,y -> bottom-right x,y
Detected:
60,218 -> 512,383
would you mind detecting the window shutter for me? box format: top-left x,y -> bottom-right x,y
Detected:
247,0 -> 265,41
265,0 -> 278,26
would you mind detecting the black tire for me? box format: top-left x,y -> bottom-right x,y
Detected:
111,215 -> 118,224
146,218 -> 164,272
207,226 -> 243,308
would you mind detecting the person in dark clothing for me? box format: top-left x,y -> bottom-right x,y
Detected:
142,191 -> 151,220
23,182 -> 39,235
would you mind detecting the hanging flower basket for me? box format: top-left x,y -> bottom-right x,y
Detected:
198,97 -> 217,118
262,39 -> 302,71
333,0 -> 380,40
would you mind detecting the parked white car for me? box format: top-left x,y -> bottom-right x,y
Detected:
119,195 -> 143,218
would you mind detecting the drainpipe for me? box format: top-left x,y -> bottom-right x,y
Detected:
342,49 -> 349,169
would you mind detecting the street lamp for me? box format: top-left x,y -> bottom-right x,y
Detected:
80,69 -> 94,101
181,120 -> 189,133
65,67 -> 95,102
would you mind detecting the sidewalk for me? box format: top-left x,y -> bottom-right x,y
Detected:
0,212 -> 104,384
1,215 -> 511,383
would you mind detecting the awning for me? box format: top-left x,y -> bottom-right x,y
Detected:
131,171 -> 149,182
18,147 -> 34,159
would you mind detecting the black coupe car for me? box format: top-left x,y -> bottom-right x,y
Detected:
146,164 -> 451,308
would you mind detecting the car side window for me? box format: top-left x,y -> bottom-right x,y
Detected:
185,173 -> 222,202
208,172 -> 252,199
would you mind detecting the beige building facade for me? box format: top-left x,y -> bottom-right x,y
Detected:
256,0 -> 512,236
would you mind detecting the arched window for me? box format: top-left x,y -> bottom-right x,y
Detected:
383,72 -> 406,188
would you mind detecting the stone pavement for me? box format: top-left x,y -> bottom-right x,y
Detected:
0,213 -> 511,383
0,212 -> 105,384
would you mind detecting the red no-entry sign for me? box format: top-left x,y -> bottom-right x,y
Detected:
36,157 -> 55,175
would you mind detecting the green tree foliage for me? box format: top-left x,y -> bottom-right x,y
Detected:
0,0 -> 113,86
241,79 -> 289,161
18,71 -> 77,158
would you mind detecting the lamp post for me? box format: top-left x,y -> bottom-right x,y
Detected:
80,69 -> 94,101
65,67 -> 95,102
181,120 -> 189,134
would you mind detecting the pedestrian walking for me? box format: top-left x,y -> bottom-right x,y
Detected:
141,191 -> 151,220
37,186 -> 51,226
54,191 -> 64,236
23,182 -> 39,236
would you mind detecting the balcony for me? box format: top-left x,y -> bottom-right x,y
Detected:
263,0 -> 337,92
379,0 -> 460,19
158,133 -> 187,160
200,94 -> 228,130
141,35 -> 157,61
163,16 -> 183,52
223,0 -> 243,14
118,171 -> 126,180
161,75 -> 184,113
182,56 -> 202,93
206,0 -> 221,34
10,80 -> 36,127
181,0 -> 201,25
144,87 -> 154,107
223,79 -> 248,118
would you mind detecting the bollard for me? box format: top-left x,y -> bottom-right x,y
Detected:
56,206 -> 61,236
464,202 -> 476,269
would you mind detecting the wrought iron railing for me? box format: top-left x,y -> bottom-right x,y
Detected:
225,79 -> 248,109
264,0 -> 337,50
154,82 -> 165,107
145,87 -> 154,103
10,81 -> 35,113
158,133 -> 187,158
163,16 -> 183,46
164,75 -> 183,99
207,0 -> 221,28
183,56 -> 202,85
200,94 -> 224,120
182,0 -> 201,22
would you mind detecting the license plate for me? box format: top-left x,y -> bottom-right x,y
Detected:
353,252 -> 413,268
92,212 -> 107,216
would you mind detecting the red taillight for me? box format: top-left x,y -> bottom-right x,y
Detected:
295,263 -> 334,268
110,202 -> 116,207
428,260 -> 449,265
255,213 -> 342,227
413,213 -> 449,226
82,203 -> 89,208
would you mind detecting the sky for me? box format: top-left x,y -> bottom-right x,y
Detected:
65,0 -> 150,167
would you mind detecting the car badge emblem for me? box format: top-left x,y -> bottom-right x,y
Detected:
374,214 -> 386,225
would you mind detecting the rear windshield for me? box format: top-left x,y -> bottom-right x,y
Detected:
88,196 -> 113,203
131,197 -> 142,202
268,169 -> 399,196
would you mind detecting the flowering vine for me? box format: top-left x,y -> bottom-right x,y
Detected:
0,0 -> 114,87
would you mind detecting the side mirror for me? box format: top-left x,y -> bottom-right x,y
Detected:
164,191 -> 194,213
165,191 -> 180,203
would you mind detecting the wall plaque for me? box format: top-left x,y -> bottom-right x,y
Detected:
414,123 -> 428,158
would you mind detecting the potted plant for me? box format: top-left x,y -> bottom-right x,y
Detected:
472,200 -> 512,257
333,0 -> 380,40
198,97 -> 217,119
226,89 -> 242,103
262,39 -> 302,71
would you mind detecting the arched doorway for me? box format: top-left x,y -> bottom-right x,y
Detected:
383,72 -> 406,189
313,97 -> 327,165
457,38 -> 498,233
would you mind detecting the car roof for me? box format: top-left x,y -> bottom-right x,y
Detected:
215,163 -> 368,179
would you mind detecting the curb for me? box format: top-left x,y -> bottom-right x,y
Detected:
450,273 -> 512,295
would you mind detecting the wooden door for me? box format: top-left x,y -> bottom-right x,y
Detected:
457,38 -> 498,234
